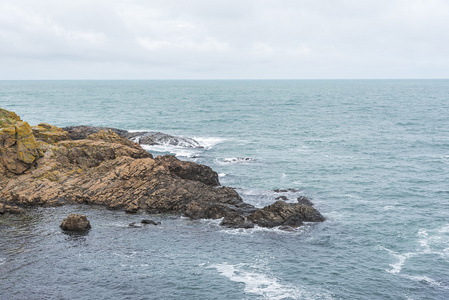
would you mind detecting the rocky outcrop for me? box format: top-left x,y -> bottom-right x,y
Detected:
60,214 -> 91,231
247,200 -> 325,228
0,108 -> 325,229
0,108 -> 42,175
63,126 -> 203,148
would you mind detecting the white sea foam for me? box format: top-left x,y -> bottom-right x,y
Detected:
402,275 -> 449,290
209,263 -> 332,300
220,224 -> 309,236
0,257 -> 5,265
218,173 -> 226,177
141,144 -> 201,158
194,136 -> 225,149
379,246 -> 415,274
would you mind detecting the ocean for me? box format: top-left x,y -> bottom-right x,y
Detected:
1,80 -> 448,299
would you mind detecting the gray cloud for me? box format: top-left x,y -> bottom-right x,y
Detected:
1,0 -> 448,79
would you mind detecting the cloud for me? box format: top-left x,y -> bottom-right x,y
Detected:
0,0 -> 448,79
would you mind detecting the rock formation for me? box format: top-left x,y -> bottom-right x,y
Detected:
60,214 -> 91,231
0,108 -> 325,229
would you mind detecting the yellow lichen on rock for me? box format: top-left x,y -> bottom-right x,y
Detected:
31,123 -> 70,144
0,108 -> 41,174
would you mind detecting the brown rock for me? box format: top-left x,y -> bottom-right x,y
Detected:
247,200 -> 325,228
60,214 -> 91,231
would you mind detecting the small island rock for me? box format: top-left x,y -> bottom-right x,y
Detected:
60,214 -> 91,231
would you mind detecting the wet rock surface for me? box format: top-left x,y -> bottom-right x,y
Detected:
60,214 -> 91,231
1,108 -> 325,229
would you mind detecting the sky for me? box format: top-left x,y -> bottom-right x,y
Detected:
1,0 -> 448,79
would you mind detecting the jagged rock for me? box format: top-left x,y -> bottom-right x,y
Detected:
0,108 -> 41,174
247,201 -> 325,228
63,125 -> 203,149
220,214 -> 254,228
141,219 -> 160,225
124,131 -> 203,148
297,196 -> 314,206
62,125 -> 128,140
31,123 -> 70,144
60,214 -> 91,231
275,196 -> 288,201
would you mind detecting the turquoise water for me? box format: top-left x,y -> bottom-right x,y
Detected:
1,80 -> 449,299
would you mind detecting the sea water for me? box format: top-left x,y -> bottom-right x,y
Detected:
1,80 -> 448,299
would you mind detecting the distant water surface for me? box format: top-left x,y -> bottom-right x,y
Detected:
1,80 -> 449,299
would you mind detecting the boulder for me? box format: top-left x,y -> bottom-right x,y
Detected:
60,214 -> 91,231
141,219 -> 161,225
247,201 -> 325,228
220,214 -> 254,229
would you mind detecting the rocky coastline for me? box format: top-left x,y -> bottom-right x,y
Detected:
0,108 -> 324,229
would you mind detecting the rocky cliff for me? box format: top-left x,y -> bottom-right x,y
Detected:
0,108 -> 324,228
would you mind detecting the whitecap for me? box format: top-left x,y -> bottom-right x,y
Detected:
402,275 -> 449,290
208,263 -> 332,300
193,137 -> 225,149
379,246 -> 415,274
0,257 -> 5,265
218,173 -> 227,177
141,144 -> 201,158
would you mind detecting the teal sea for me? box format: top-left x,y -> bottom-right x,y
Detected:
1,80 -> 449,299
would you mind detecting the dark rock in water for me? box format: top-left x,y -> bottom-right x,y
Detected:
220,214 -> 254,229
275,196 -> 288,201
125,131 -> 203,148
141,219 -> 160,225
60,214 -> 91,231
247,201 -> 325,228
273,188 -> 301,193
297,196 -> 314,206
128,222 -> 142,228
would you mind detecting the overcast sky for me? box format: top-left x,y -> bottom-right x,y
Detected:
1,0 -> 448,79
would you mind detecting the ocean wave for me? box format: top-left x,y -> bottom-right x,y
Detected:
208,263 -> 332,300
193,136 -> 225,149
140,144 -> 201,158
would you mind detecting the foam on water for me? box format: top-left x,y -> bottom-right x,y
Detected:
209,263 -> 332,300
194,136 -> 225,149
402,275 -> 449,291
141,144 -> 201,158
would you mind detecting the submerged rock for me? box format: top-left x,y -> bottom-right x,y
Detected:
141,219 -> 161,225
60,214 -> 91,231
